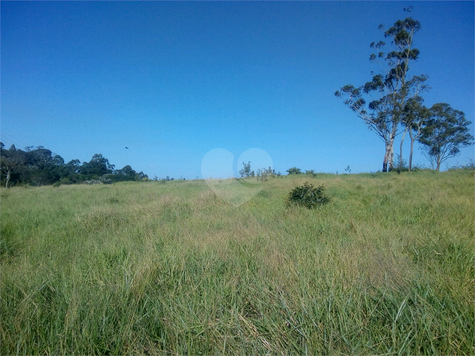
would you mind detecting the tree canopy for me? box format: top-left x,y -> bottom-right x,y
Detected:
419,103 -> 474,171
0,144 -> 148,187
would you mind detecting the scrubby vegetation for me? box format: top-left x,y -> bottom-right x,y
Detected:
1,170 -> 473,355
286,181 -> 330,209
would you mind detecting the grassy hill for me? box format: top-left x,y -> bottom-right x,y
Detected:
1,170 -> 474,355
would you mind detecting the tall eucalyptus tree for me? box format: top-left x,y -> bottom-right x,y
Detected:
335,10 -> 424,172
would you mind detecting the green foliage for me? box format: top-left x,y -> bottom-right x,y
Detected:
59,174 -> 83,185
79,153 -> 115,177
395,154 -> 409,173
256,166 -> 278,181
286,181 -> 330,209
418,103 -> 474,171
286,167 -> 302,175
0,143 -> 147,187
304,169 -> 318,177
114,165 -> 136,181
239,161 -> 254,178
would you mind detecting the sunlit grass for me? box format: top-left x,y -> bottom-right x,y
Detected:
1,170 -> 474,354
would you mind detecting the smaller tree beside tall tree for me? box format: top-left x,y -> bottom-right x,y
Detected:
418,103 -> 474,171
398,75 -> 430,171
401,90 -> 431,172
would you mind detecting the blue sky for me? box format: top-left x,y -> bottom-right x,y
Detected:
1,1 -> 474,179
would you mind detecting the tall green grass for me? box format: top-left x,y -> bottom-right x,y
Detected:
1,170 -> 474,354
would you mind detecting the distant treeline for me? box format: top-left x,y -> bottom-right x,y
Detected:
0,143 -> 147,187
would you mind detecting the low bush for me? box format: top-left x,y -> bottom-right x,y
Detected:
287,167 -> 302,175
286,181 -> 330,209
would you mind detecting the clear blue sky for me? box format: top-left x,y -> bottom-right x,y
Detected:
1,1 -> 474,179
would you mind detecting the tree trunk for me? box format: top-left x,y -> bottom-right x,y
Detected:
399,127 -> 408,171
408,130 -> 414,172
436,156 -> 441,172
5,169 -> 10,188
389,146 -> 394,171
383,141 -> 392,172
387,138 -> 395,172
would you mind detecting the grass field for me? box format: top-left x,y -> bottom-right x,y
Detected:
1,170 -> 474,355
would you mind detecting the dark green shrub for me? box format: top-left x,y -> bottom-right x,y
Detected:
287,167 -> 302,175
286,182 -> 330,209
59,177 -> 74,185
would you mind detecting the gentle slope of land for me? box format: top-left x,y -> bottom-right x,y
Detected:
1,170 -> 474,355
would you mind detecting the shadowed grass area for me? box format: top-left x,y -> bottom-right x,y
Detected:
1,170 -> 474,354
